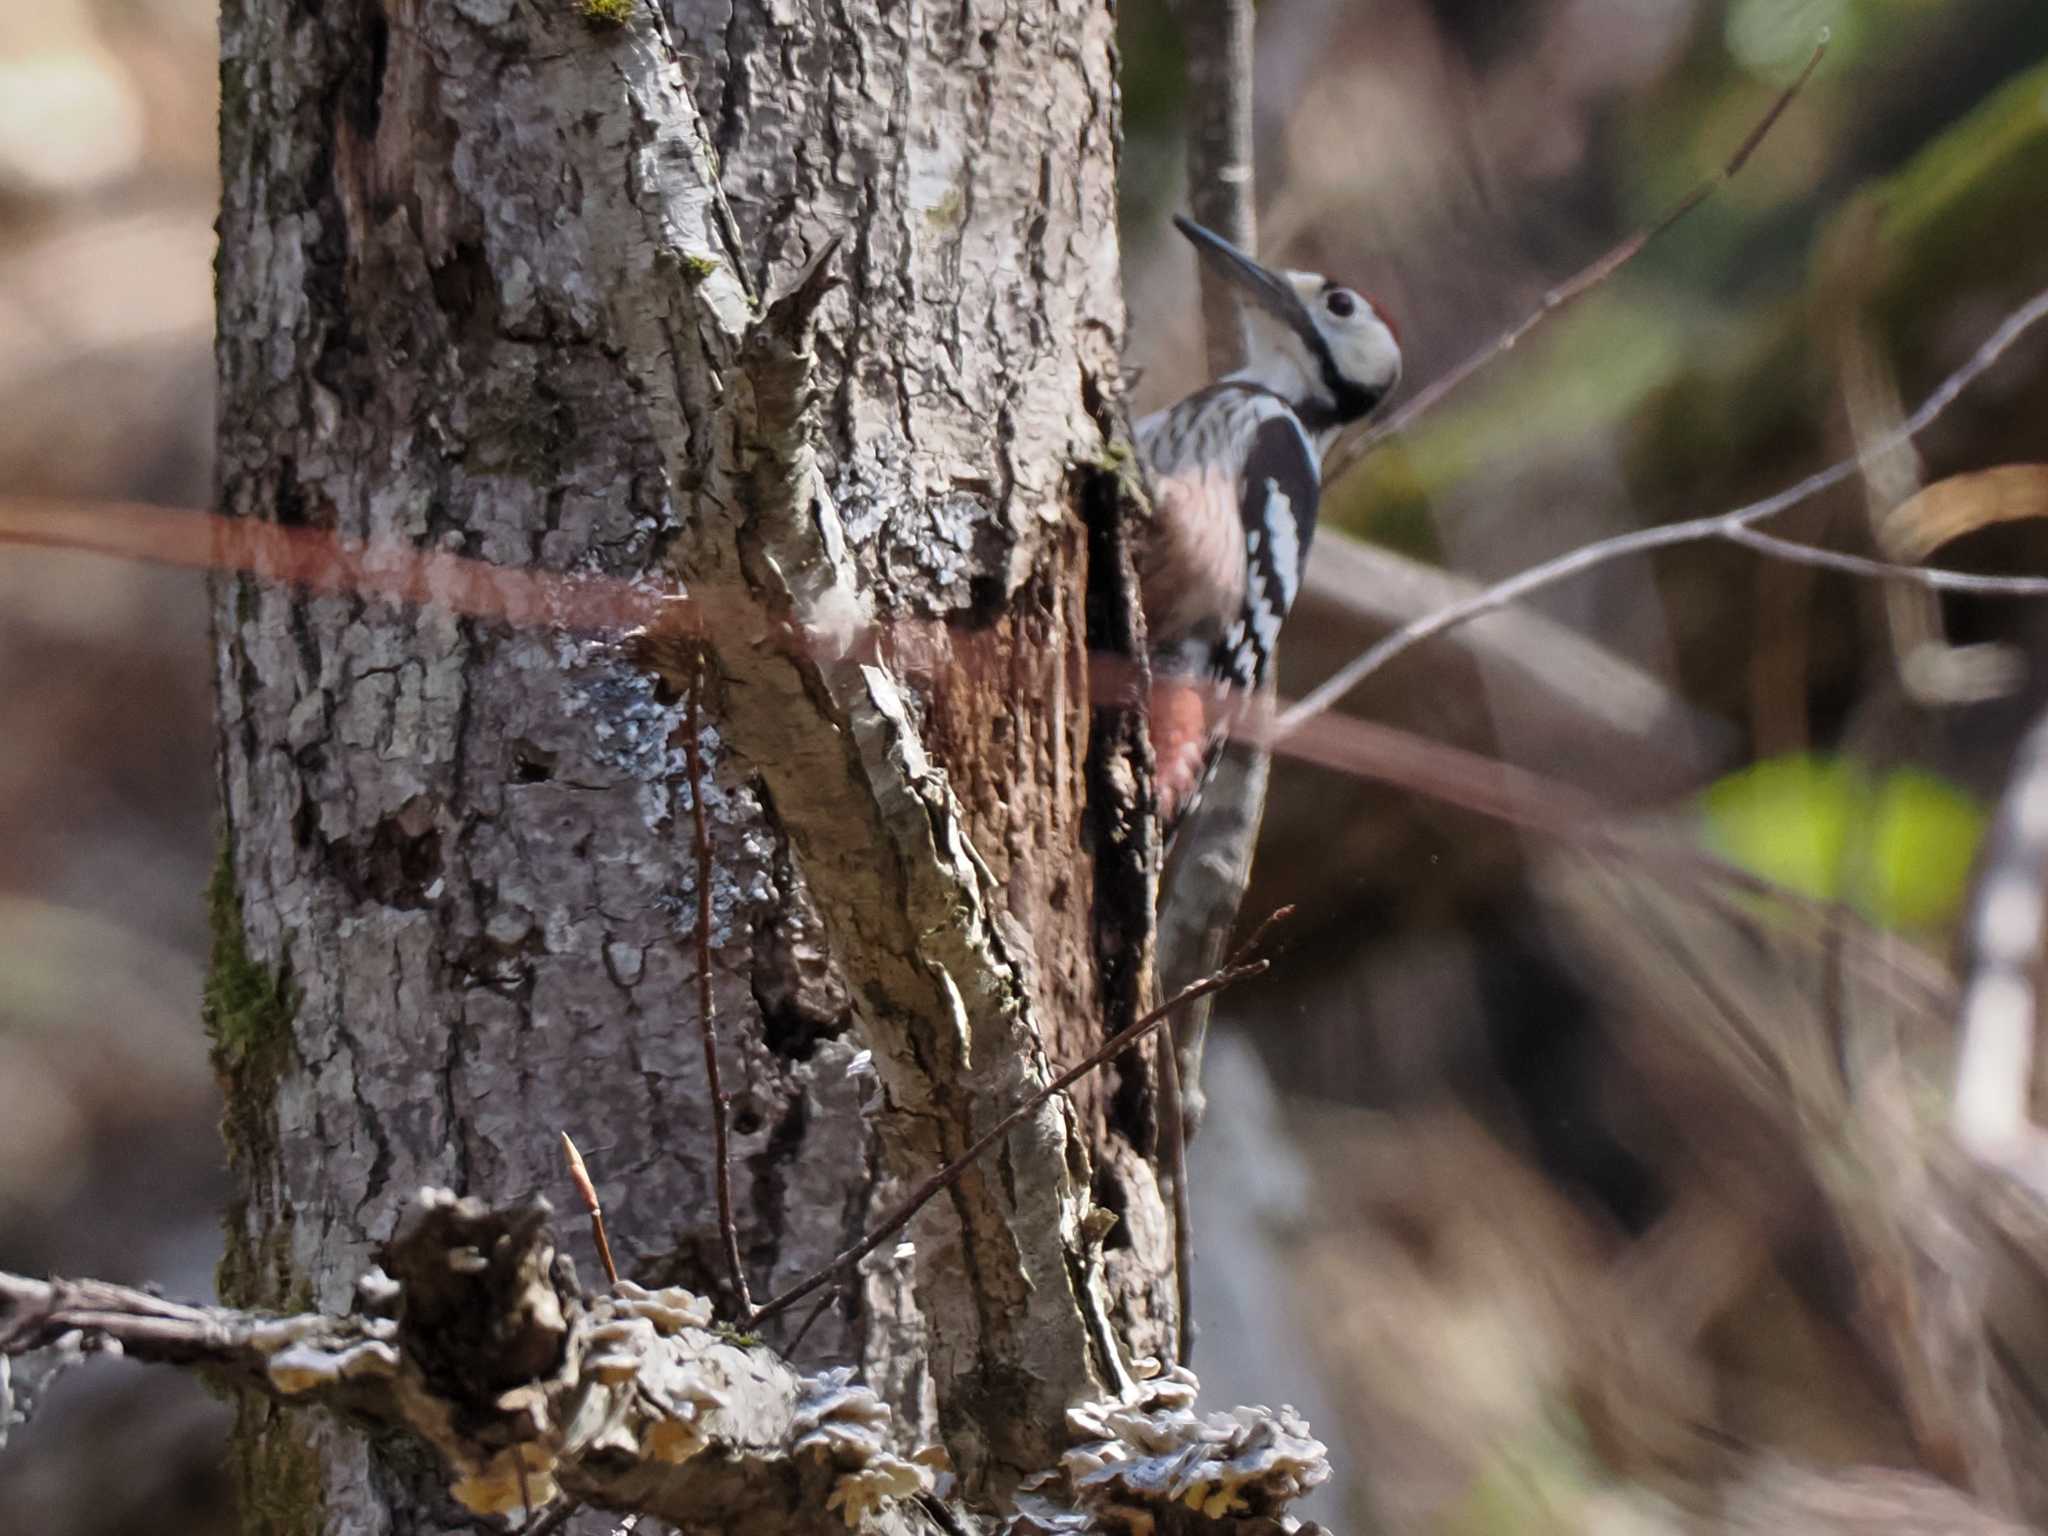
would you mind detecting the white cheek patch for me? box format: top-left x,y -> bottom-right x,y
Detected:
1332,319 -> 1401,392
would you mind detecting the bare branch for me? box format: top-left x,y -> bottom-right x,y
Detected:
1174,0 -> 1258,377
1283,282 -> 2048,732
1721,522 -> 2048,593
521,1501 -> 581,1536
752,916 -> 1291,1326
1320,35 -> 1828,486
1,1275 -> 251,1361
1158,1017 -> 1195,1367
1157,740 -> 1272,1127
1157,0 -> 1265,1354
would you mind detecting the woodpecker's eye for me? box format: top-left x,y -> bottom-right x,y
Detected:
1325,289 -> 1358,319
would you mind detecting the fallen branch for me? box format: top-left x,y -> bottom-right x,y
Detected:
3,1191 -> 938,1536
0,1189 -> 1336,1536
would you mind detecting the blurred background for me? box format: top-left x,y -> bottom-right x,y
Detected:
1122,1 -> 2048,1531
0,0 -> 226,1529
3,0 -> 2048,1530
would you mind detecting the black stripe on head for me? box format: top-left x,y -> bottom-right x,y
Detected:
1295,369 -> 1388,434
1300,278 -> 1393,430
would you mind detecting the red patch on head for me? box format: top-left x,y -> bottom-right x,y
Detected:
1359,290 -> 1400,349
1324,276 -> 1401,348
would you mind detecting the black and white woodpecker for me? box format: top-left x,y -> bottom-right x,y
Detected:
1136,215 -> 1403,828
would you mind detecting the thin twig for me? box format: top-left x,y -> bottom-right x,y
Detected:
749,911 -> 1293,1326
686,651 -> 753,1321
1157,1018 -> 1195,1366
1321,35 -> 1828,487
560,1132 -> 620,1288
521,1502 -> 579,1536
515,1458 -> 535,1528
521,1502 -> 580,1536
1821,898 -> 1850,1092
784,1281 -> 844,1357
918,1490 -> 974,1536
1719,522 -> 2048,591
1282,281 -> 2048,732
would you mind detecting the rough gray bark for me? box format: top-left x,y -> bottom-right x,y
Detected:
211,0 -> 1164,1527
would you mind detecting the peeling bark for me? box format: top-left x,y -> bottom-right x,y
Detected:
213,0 -> 1159,1527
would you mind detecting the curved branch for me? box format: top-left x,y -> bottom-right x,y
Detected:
1283,283 -> 2048,732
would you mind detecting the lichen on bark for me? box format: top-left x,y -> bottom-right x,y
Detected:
225,1397 -> 325,1536
206,834 -> 324,1535
205,835 -> 295,1117
205,833 -> 302,1312
210,0 -> 1157,1521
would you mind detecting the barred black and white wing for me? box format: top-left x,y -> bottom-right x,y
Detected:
1134,382 -> 1322,829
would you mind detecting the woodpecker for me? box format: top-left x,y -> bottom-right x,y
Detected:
1135,215 -> 1402,831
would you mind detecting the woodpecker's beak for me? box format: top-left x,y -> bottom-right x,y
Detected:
1172,215 -> 1316,342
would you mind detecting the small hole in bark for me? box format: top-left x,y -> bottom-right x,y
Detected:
966,572 -> 1006,623
430,240 -> 500,342
510,739 -> 557,783
731,1103 -> 765,1137
324,813 -> 443,910
275,466 -> 311,528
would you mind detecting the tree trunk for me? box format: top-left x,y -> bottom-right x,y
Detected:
211,0 -> 1161,1528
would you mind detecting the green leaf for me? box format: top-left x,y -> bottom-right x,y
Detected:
1698,752 -> 1985,933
